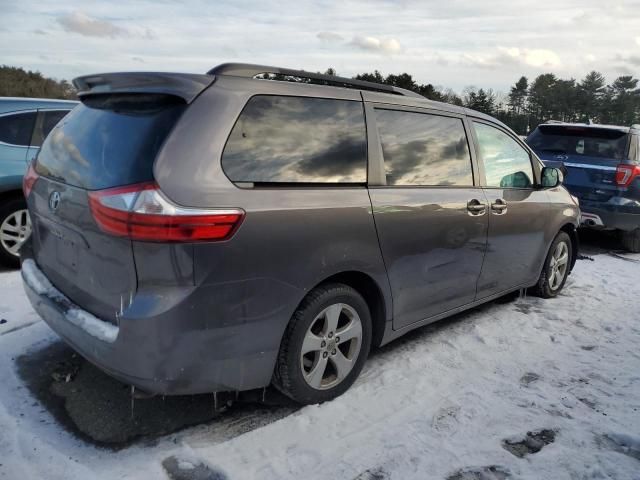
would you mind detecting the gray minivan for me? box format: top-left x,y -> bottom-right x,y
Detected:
21,64 -> 580,404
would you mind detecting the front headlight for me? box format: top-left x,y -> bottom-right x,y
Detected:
570,194 -> 580,206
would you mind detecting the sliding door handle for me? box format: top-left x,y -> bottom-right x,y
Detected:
491,198 -> 508,214
467,199 -> 487,216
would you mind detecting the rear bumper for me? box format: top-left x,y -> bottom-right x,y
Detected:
21,253 -> 282,395
578,200 -> 640,232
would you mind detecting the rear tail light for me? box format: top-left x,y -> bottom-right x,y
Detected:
23,163 -> 40,198
88,182 -> 244,242
615,164 -> 640,187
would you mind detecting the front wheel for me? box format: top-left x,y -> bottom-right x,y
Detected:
0,197 -> 31,268
531,231 -> 572,298
273,283 -> 372,405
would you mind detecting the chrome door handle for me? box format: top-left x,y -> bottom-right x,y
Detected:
467,199 -> 487,216
491,198 -> 507,214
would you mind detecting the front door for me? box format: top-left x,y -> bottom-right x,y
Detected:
367,106 -> 488,330
471,120 -> 550,298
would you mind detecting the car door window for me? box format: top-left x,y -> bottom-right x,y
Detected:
30,110 -> 69,148
474,122 -> 534,188
375,109 -> 473,186
0,111 -> 37,147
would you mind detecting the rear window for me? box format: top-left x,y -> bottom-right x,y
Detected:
222,95 -> 367,184
35,94 -> 185,190
0,111 -> 37,146
527,125 -> 628,161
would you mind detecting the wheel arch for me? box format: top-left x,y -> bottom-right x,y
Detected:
307,270 -> 390,348
559,222 -> 579,272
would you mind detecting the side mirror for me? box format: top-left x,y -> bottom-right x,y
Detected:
541,167 -> 563,188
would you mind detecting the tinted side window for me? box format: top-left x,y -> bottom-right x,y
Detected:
0,111 -> 37,146
222,96 -> 367,183
474,122 -> 534,188
374,109 -> 473,186
30,110 -> 70,148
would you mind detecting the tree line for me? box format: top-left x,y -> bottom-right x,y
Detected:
2,64 -> 638,135
0,65 -> 76,100
351,68 -> 640,135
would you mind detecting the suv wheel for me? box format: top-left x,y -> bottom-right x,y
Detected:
273,283 -> 372,404
620,228 -> 640,253
532,231 -> 572,298
0,197 -> 31,268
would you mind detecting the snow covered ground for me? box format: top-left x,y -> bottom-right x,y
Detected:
0,248 -> 639,480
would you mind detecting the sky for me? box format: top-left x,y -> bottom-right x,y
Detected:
1,0 -> 640,94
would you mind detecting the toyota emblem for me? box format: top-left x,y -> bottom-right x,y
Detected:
49,191 -> 61,212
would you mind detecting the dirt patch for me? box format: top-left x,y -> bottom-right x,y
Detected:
520,372 -> 540,386
502,429 -> 557,458
447,465 -> 510,480
16,340 -> 297,448
352,467 -> 388,480
162,456 -> 228,480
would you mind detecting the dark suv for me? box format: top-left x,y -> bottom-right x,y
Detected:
528,122 -> 640,252
22,64 -> 579,404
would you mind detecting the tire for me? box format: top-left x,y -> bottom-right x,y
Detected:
531,231 -> 572,298
0,197 -> 31,269
273,283 -> 372,405
620,228 -> 640,253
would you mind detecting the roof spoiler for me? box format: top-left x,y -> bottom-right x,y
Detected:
72,72 -> 215,103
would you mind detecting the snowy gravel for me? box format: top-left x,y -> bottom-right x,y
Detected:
0,250 -> 639,480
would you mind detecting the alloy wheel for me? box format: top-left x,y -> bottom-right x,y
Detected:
0,209 -> 31,257
300,303 -> 363,390
548,241 -> 569,290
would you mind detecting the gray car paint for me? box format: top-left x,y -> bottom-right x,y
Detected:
23,69 -> 580,395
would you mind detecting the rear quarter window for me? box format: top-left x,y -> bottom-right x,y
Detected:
0,111 -> 37,146
222,95 -> 367,184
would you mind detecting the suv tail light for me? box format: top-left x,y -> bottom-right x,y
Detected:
88,182 -> 244,242
23,163 -> 40,198
615,164 -> 640,187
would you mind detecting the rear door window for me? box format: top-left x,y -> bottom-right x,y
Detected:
222,95 -> 367,184
35,94 -> 185,190
474,122 -> 534,188
374,109 -> 473,186
0,111 -> 37,146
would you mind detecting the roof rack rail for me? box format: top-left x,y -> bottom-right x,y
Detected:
543,119 -> 566,124
207,63 -> 423,99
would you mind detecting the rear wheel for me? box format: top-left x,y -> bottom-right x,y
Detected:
620,228 -> 640,253
273,283 -> 372,405
532,231 -> 572,298
0,197 -> 31,268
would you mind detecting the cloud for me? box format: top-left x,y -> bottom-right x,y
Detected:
349,36 -> 402,54
499,47 -> 561,68
316,31 -> 343,42
33,29 -> 47,35
57,12 -> 127,38
636,36 -> 640,47
462,47 -> 561,69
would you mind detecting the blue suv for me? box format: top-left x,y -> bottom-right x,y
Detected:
528,122 -> 640,252
0,97 -> 77,266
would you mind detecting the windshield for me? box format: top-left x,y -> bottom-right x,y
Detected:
527,125 -> 628,161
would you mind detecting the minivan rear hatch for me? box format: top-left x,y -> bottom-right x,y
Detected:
29,73 -> 212,324
528,125 -> 630,202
